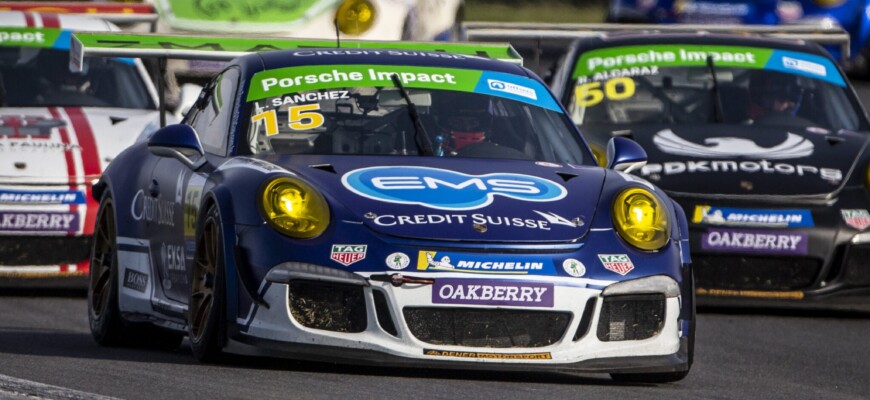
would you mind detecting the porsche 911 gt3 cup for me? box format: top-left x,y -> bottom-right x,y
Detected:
75,33 -> 695,382
0,11 -> 161,282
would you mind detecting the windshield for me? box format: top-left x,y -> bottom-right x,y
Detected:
244,64 -> 589,163
568,44 -> 866,132
0,47 -> 155,109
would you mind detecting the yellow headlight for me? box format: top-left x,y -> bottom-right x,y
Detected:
611,187 -> 670,251
335,0 -> 376,36
260,177 -> 329,239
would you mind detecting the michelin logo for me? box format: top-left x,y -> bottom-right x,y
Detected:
487,79 -> 537,100
417,250 -> 548,274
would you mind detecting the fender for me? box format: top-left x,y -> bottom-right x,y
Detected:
670,198 -> 691,266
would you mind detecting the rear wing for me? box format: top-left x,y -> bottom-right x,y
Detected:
70,31 -> 523,71
0,2 -> 158,30
462,22 -> 851,76
70,31 -> 522,126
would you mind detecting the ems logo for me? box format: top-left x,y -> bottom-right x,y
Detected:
841,209 -> 870,231
598,254 -> 634,276
331,244 -> 367,266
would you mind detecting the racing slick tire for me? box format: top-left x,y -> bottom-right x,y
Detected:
188,204 -> 226,363
88,194 -> 183,350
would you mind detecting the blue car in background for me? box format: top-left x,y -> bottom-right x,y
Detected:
608,0 -> 870,72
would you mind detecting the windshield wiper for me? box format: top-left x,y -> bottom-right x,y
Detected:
706,55 -> 725,123
390,74 -> 434,156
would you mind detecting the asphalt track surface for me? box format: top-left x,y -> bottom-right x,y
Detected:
3,85 -> 870,400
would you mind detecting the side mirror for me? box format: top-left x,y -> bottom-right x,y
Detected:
148,124 -> 206,170
605,136 -> 647,173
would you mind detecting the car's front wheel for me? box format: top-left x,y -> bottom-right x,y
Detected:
188,204 -> 226,362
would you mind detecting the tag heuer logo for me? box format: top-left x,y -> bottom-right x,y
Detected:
331,244 -> 367,266
597,254 -> 634,276
842,209 -> 870,231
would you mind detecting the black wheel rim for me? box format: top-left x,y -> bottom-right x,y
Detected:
89,200 -> 115,318
190,219 -> 217,341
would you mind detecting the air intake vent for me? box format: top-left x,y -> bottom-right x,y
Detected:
288,281 -> 366,333
404,308 -> 570,348
597,294 -> 665,342
372,290 -> 398,337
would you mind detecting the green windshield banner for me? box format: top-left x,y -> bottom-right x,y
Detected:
0,28 -> 63,49
574,45 -> 773,79
573,44 -> 845,87
248,65 -> 482,101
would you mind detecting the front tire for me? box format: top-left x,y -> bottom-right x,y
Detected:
188,204 -> 226,362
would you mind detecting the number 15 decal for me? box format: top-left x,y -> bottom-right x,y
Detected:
251,104 -> 325,136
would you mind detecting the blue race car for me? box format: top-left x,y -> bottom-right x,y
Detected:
608,0 -> 870,71
76,33 -> 694,382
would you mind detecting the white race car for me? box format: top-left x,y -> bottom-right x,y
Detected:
0,10 -> 162,283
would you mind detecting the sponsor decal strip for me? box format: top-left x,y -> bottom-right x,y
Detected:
424,349 -> 552,360
248,66 -> 560,111
0,211 -> 79,232
574,44 -> 845,86
701,228 -> 808,255
692,206 -> 813,228
0,190 -> 85,204
432,278 -> 554,307
416,250 -> 556,275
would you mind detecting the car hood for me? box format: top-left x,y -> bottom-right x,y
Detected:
0,107 -> 159,185
269,155 -> 605,243
627,124 -> 868,196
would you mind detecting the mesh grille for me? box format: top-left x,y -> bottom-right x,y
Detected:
0,236 -> 91,266
694,255 -> 821,291
843,245 -> 870,286
403,308 -> 570,348
287,281 -> 366,333
597,294 -> 665,342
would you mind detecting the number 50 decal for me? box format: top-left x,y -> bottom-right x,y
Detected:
575,77 -> 636,107
251,104 -> 325,136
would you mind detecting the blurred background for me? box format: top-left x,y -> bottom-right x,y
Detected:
466,0 -> 606,22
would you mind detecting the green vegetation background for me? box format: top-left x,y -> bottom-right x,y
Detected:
465,0 -> 606,22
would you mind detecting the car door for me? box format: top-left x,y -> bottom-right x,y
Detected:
150,67 -> 241,304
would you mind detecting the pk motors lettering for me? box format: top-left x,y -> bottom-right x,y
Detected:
432,279 -> 554,307
342,166 -> 567,211
130,190 -> 176,226
0,211 -> 79,232
692,206 -> 814,228
702,229 -> 808,255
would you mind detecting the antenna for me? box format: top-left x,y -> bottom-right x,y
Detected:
334,17 -> 341,48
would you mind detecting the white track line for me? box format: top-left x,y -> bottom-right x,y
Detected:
0,373 -> 119,400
